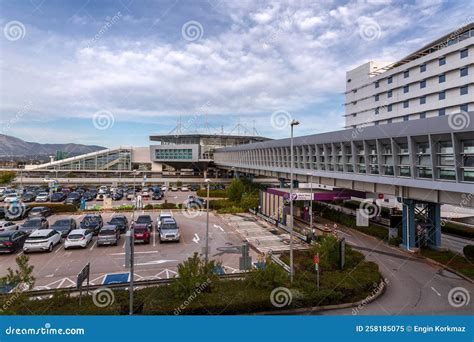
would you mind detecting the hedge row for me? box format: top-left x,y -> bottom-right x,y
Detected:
196,189 -> 228,198
442,221 -> 474,239
28,203 -> 78,213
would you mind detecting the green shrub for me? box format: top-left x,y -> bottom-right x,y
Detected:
246,258 -> 288,290
227,178 -> 245,202
442,221 -> 474,239
160,202 -> 181,209
196,189 -> 228,198
463,245 -> 474,262
0,171 -> 16,185
144,204 -> 154,210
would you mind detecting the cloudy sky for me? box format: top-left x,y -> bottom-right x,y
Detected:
1,0 -> 472,147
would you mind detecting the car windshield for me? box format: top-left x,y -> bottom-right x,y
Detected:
68,234 -> 83,239
0,236 -> 11,242
161,222 -> 176,230
27,235 -> 49,240
110,218 -> 124,223
136,217 -> 151,223
38,193 -> 48,196
135,228 -> 147,233
99,229 -> 115,236
31,208 -> 43,212
23,220 -> 40,227
68,193 -> 80,198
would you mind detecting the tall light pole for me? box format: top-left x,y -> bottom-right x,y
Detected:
306,172 -> 313,234
129,170 -> 139,315
289,119 -> 299,283
205,178 -> 211,262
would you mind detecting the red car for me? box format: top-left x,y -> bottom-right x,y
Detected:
133,224 -> 151,244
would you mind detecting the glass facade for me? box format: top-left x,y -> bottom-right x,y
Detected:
155,148 -> 193,160
40,149 -> 132,171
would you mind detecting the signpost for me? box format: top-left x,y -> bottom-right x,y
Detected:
339,238 -> 345,269
313,254 -> 320,291
239,243 -> 252,271
76,263 -> 90,305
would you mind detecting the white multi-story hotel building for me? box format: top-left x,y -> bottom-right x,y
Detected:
345,23 -> 473,128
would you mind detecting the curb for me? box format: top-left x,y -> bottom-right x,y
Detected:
254,278 -> 387,315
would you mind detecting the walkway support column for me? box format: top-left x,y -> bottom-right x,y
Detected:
278,178 -> 286,188
401,199 -> 416,250
427,202 -> 442,249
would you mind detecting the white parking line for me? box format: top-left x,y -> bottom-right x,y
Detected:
431,286 -> 441,296
89,240 -> 97,251
214,224 -> 224,232
110,251 -> 159,256
153,230 -> 156,247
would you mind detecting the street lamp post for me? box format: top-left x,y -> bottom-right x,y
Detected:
205,178 -> 210,262
307,173 -> 313,233
289,119 -> 299,283
129,170 -> 139,315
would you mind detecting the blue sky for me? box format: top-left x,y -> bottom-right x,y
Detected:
1,0 -> 472,147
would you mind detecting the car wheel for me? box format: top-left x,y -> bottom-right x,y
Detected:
48,244 -> 53,252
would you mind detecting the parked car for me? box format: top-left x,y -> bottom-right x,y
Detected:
135,215 -> 153,230
28,206 -> 52,218
23,229 -> 61,253
108,215 -> 128,233
171,186 -> 178,192
4,204 -> 30,221
180,186 -> 189,192
157,212 -> 173,231
0,221 -> 19,232
21,192 -> 36,203
50,192 -> 67,202
151,191 -> 163,200
65,192 -> 82,206
126,189 -> 135,200
111,192 -> 123,201
97,225 -> 120,246
158,218 -> 180,242
35,192 -> 50,202
0,231 -> 27,254
82,191 -> 95,201
80,214 -> 103,235
141,187 -> 150,198
190,184 -> 200,191
133,224 -> 151,244
161,186 -> 167,192
3,194 -> 19,203
64,229 -> 93,249
50,218 -> 77,238
19,217 -> 49,235
0,208 -> 5,219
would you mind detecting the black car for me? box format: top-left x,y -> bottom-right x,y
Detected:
151,191 -> 163,200
0,208 -> 5,219
28,206 -> 52,218
65,192 -> 82,206
4,204 -> 30,221
108,215 -> 128,233
111,192 -> 123,201
80,214 -> 103,235
19,217 -> 49,235
135,215 -> 153,230
21,192 -> 36,202
50,192 -> 67,202
82,191 -> 95,201
50,218 -> 77,238
190,184 -> 200,191
0,231 -> 27,253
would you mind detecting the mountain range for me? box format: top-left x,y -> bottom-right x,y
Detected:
0,134 -> 105,160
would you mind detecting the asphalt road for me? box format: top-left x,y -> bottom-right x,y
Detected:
318,227 -> 474,315
441,234 -> 473,255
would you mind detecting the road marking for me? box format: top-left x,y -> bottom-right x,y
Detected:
110,251 -> 159,256
214,224 -> 224,232
89,240 -> 97,251
431,287 -> 441,296
192,233 -> 200,244
131,259 -> 178,267
153,230 -> 156,247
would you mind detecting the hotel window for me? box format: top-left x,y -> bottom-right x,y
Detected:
460,48 -> 468,59
403,100 -> 409,108
388,104 -> 392,112
388,76 -> 393,84
420,80 -> 426,89
460,67 -> 468,77
403,85 -> 409,93
388,90 -> 392,98
375,94 -> 379,101
404,70 -> 409,78
462,140 -> 474,182
439,74 -> 446,83
403,115 -> 409,121
420,96 -> 426,105
420,112 -> 426,119
375,81 -> 379,88
387,118 -> 392,123
439,91 -> 446,100
461,104 -> 468,113
460,86 -> 468,96
439,108 -> 446,116
420,64 -> 426,72
375,107 -> 380,115
438,141 -> 456,181
439,56 -> 446,66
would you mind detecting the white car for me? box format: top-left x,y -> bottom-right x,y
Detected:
0,187 -> 6,196
157,212 -> 173,231
181,186 -> 189,192
3,194 -> 19,203
35,192 -> 49,202
98,186 -> 108,194
161,186 -> 167,192
171,186 -> 178,191
23,229 -> 61,253
0,221 -> 18,232
64,229 -> 93,249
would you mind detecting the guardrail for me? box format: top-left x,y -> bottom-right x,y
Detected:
270,254 -> 290,273
2,273 -> 248,298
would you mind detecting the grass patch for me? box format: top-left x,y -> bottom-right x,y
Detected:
421,248 -> 474,280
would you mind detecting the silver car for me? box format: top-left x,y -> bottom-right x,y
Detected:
158,217 -> 180,242
97,225 -> 120,246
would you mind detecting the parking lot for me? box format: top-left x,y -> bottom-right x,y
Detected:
0,209 -> 257,290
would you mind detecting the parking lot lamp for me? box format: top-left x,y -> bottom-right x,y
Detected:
289,119 -> 299,283
306,172 -> 313,234
129,170 -> 140,315
205,178 -> 211,263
